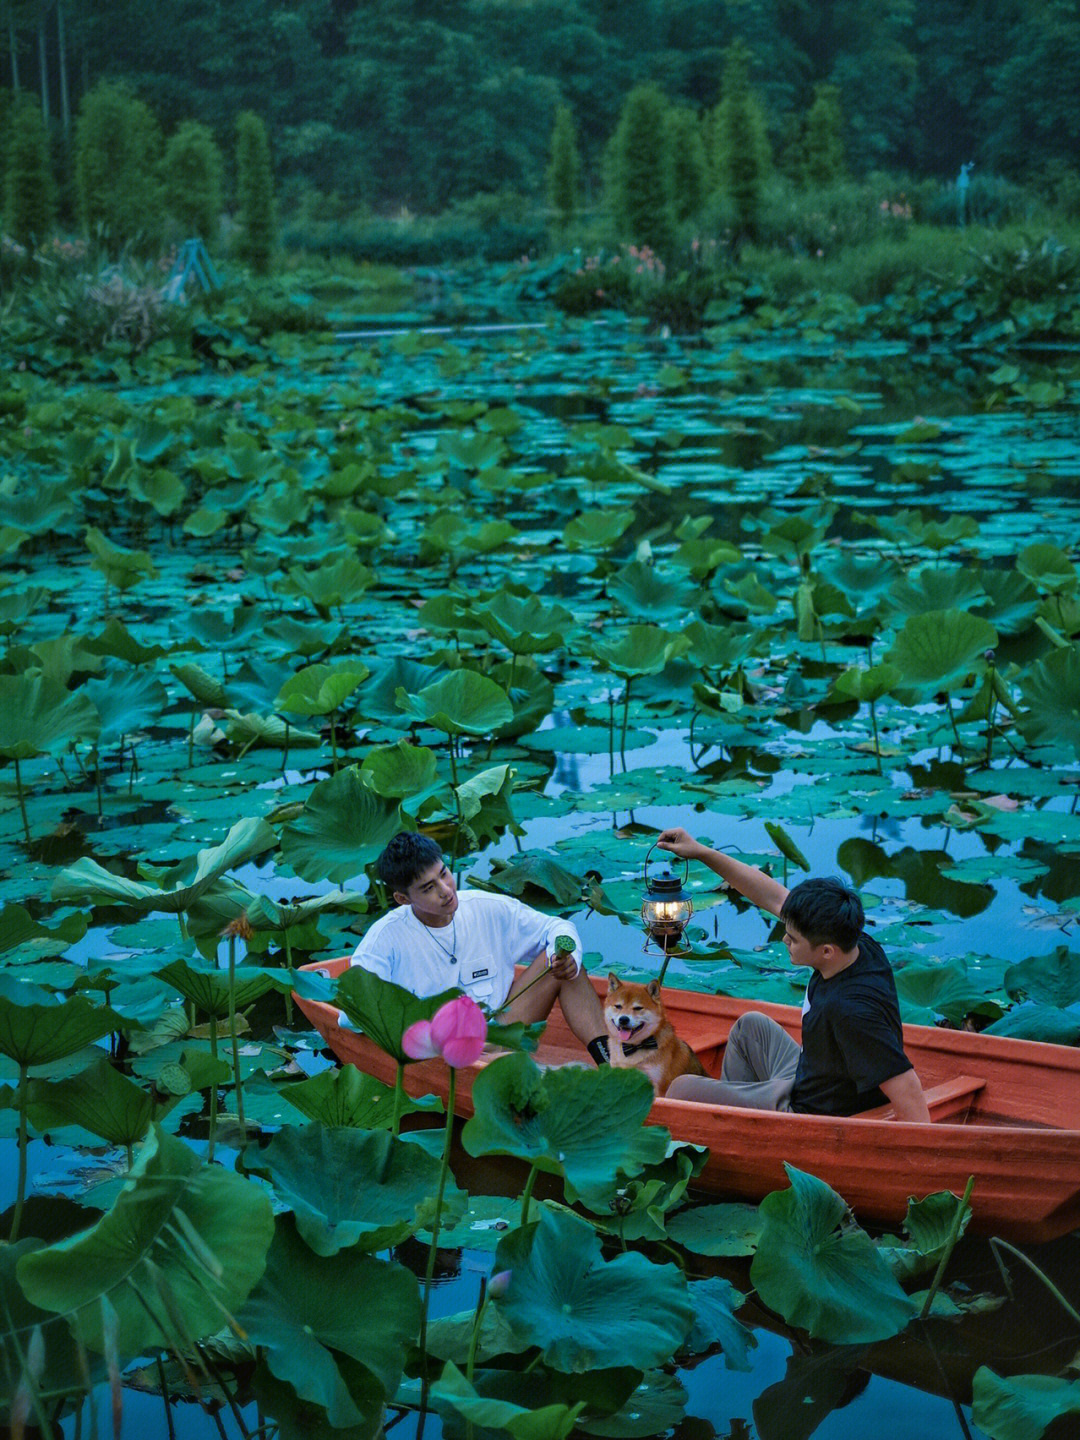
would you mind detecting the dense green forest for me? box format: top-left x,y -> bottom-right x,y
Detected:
3,0 -> 1080,219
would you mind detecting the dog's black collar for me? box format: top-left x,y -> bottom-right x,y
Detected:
619,1035 -> 659,1056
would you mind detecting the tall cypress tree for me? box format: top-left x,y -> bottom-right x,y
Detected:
235,110 -> 275,274
714,41 -> 770,252
164,120 -> 224,242
611,82 -> 674,256
805,83 -> 845,186
5,92 -> 53,254
75,81 -> 163,255
666,106 -> 709,225
546,103 -> 580,235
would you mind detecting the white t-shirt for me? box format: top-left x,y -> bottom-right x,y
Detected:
349,889 -> 581,1010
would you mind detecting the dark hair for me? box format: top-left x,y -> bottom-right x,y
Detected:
377,832 -> 444,893
780,876 -> 864,951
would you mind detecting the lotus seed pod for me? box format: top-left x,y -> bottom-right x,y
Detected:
157,1062 -> 193,1097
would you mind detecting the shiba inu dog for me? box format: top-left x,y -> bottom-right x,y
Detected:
604,974 -> 706,1096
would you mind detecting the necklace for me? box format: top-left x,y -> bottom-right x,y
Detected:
417,913 -> 457,965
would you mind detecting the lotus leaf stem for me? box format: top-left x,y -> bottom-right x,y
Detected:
208,1015 -> 219,1163
988,1237 -> 1080,1326
466,1274 -> 488,1385
419,1066 -> 457,1401
155,1354 -> 178,1440
227,934 -> 246,1134
519,1162 -> 539,1227
870,697 -> 882,774
9,1061 -> 29,1241
620,678 -> 631,762
13,756 -> 30,843
918,1175 -> 975,1319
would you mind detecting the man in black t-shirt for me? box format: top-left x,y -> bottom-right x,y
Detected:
656,828 -> 930,1122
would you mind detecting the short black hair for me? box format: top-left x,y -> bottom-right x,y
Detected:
376,832 -> 444,893
780,876 -> 864,951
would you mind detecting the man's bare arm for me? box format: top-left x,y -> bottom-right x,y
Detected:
877,1067 -> 931,1123
657,827 -> 789,917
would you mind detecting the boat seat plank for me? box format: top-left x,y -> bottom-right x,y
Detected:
862,1073 -> 986,1122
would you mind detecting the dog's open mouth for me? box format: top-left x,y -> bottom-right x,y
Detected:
616,1019 -> 646,1037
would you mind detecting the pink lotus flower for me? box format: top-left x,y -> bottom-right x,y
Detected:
403,994 -> 488,1068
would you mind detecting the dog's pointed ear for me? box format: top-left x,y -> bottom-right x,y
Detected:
607,973 -> 620,990
647,980 -> 661,998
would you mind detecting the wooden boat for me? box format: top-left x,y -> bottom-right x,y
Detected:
295,959 -> 1080,1242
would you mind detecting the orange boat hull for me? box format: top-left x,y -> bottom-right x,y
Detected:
295,959 -> 1080,1242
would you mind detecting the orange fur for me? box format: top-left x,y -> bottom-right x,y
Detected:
604,974 -> 705,1097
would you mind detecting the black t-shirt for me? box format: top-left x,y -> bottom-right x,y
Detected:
791,932 -> 912,1116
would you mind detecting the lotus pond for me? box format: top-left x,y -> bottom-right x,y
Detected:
2,283 -> 1080,1439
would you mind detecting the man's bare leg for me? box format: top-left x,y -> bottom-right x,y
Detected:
498,958 -> 608,1053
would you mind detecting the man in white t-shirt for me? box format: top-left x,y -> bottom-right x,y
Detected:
350,832 -> 611,1064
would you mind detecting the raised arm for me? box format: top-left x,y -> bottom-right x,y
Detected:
656,827 -> 789,917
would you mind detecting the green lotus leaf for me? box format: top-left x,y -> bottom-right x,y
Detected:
0,904 -> 88,957
971,1368 -> 1080,1440
462,1051 -> 670,1205
279,553 -> 374,613
83,665 -> 168,744
750,1165 -> 918,1343
334,967 -> 460,1064
472,590 -> 575,654
360,655 -> 449,724
684,1276 -> 756,1370
884,609 -> 997,690
760,512 -> 831,564
894,958 -> 1004,1026
972,568 -> 1041,636
455,763 -> 521,844
562,508 -> 636,550
275,660 -> 370,716
665,1202 -> 764,1256
722,571 -> 780,614
490,1206 -> 692,1372
0,672 -> 99,760
1017,645 -> 1080,758
590,624 -> 690,678
877,1191 -> 972,1283
831,663 -> 901,704
279,766 -> 402,884
278,1065 -> 439,1129
1004,946 -> 1080,1007
223,709 -> 322,750
85,526 -> 156,590
818,550 -> 903,609
169,660 -> 228,707
0,975 -> 129,1067
17,1124 -> 273,1353
763,821 -> 810,872
468,852 -> 585,908
155,957 -> 280,1019
431,1361 -> 583,1440
259,1123 -> 464,1255
243,889 -> 366,934
490,661 -> 556,739
681,619 -> 754,672
395,669 -> 514,736
981,1005 -> 1080,1044
1016,542 -> 1078,595
607,561 -> 700,621
52,816 -> 278,911
887,565 -> 986,618
360,740 -> 441,800
238,1213 -> 419,1430
26,1055 -> 156,1146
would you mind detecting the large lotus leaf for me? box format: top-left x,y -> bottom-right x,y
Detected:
971,1368 -> 1080,1440
0,904 -> 87,957
359,655 -> 448,724
981,1004 -> 1080,1044
0,975 -> 129,1066
85,526 -> 156,589
877,1190 -> 972,1283
886,565 -> 985,618
681,618 -> 754,672
279,766 -> 402,884
239,1213 -> 420,1431
1004,946 -> 1080,1006
684,1276 -> 756,1371
468,852 -> 585,908
17,1124 -> 273,1354
275,660 -> 370,717
26,1056 -> 155,1146
278,1065 -> 439,1129
169,660 -> 228,707
831,663 -> 901,704
562,508 -> 636,550
894,958 -> 1004,1026
1016,542 -> 1078,595
455,763 -> 521,844
51,816 -> 278,912
0,672 -> 99,760
431,1361 -> 583,1440
334,967 -> 460,1064
665,1202 -> 764,1257
972,568 -> 1041,636
590,624 -> 690,678
884,609 -> 997,690
83,666 -> 168,743
819,550 -> 903,608
491,1206 -> 692,1372
360,740 -> 441,800
395,669 -> 513,736
462,1051 -> 670,1205
1017,645 -> 1080,758
750,1166 -> 918,1343
472,590 -> 575,654
243,889 -> 367,934
763,820 -> 810,872
607,561 -> 700,621
258,1123 -> 463,1255
490,661 -> 556,740
155,957 -> 280,1019
280,554 -> 374,611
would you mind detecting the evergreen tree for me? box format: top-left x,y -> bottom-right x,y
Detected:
611,82 -> 674,256
5,92 -> 53,253
235,110 -> 275,274
75,81 -> 164,255
666,105 -> 708,224
546,102 -> 580,234
714,40 -> 770,251
805,82 -> 845,186
164,120 -> 224,242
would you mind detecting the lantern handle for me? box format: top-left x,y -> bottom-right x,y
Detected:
643,842 -> 689,886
